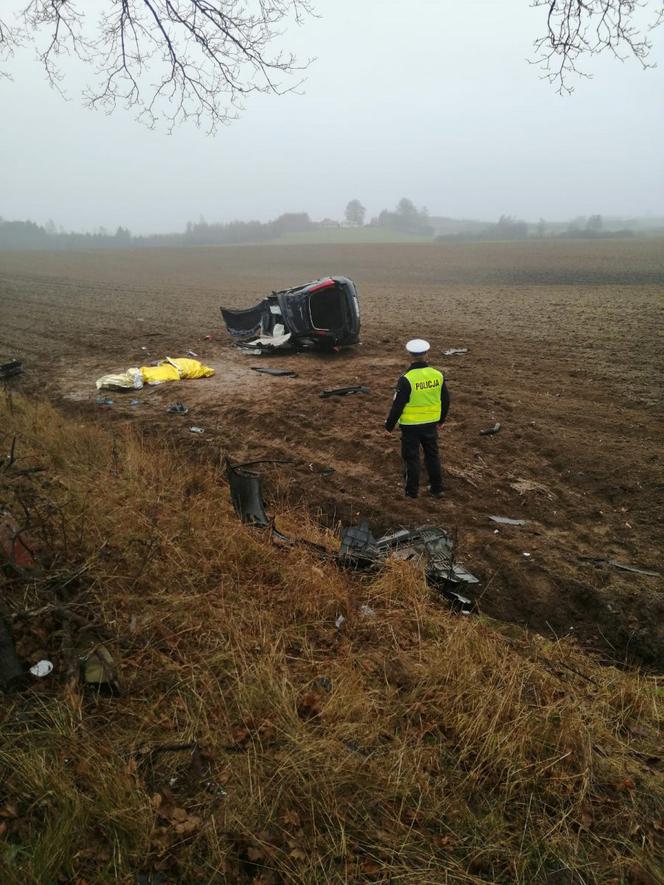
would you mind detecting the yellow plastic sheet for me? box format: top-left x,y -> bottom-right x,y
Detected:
139,357 -> 215,385
169,358 -> 215,379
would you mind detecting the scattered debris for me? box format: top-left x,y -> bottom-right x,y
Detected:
339,521 -> 379,566
167,402 -> 189,414
221,276 -> 360,354
443,347 -> 469,356
189,426 -> 204,434
523,552 -> 531,558
203,334 -> 213,341
250,367 -> 298,377
320,385 -> 370,399
82,644 -> 120,694
0,358 -> 23,379
186,350 -> 199,358
359,604 -> 376,619
339,523 -> 479,613
130,399 -> 141,407
29,659 -> 53,678
226,461 -> 270,527
489,516 -> 528,526
608,560 -> 660,577
480,422 -> 501,436
308,463 -> 335,477
582,557 -> 660,578
335,614 -> 346,629
95,395 -> 114,407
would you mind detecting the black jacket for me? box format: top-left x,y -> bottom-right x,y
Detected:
385,360 -> 450,432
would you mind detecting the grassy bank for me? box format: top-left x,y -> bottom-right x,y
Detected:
0,393 -> 662,883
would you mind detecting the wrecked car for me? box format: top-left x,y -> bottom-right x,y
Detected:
220,276 -> 360,353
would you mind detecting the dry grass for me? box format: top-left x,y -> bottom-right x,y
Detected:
1,392 -> 663,884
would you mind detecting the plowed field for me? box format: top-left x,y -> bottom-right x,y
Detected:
2,239 -> 663,666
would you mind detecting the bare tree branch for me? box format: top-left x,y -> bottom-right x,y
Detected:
531,0 -> 664,93
1,1 -> 315,131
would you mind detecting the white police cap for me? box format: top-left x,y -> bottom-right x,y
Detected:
406,338 -> 430,355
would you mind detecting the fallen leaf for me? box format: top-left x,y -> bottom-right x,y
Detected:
282,809 -> 301,828
297,691 -> 322,721
615,778 -> 636,792
174,815 -> 201,836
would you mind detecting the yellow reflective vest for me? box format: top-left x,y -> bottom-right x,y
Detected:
399,366 -> 444,425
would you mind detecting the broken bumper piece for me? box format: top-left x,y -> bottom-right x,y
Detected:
226,461 -> 270,527
339,523 -> 479,612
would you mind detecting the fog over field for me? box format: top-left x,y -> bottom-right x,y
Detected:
0,0 -> 663,233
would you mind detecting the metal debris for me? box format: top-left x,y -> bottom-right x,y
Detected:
226,461 -> 270,527
189,426 -> 204,434
608,560 -> 660,577
167,402 -> 189,414
480,422 -> 501,436
339,521 -> 380,566
339,523 -> 479,613
251,367 -> 298,377
489,516 -> 528,526
0,358 -> 23,379
443,347 -> 469,356
583,557 -> 660,578
320,385 -> 371,398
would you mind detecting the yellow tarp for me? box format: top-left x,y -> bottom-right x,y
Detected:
139,357 -> 215,385
169,358 -> 215,379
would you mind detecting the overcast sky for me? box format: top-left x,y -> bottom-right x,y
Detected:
1,0 -> 662,233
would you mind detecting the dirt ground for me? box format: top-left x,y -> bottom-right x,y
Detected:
1,239 -> 663,667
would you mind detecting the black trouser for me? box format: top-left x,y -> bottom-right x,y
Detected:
401,424 -> 443,496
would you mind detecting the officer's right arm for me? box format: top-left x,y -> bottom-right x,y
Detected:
385,377 -> 411,431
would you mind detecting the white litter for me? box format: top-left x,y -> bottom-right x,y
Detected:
30,660 -> 53,678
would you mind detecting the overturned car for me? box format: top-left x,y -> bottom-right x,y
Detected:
220,276 -> 360,353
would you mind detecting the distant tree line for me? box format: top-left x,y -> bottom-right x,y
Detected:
0,208 -> 650,252
0,212 -> 313,251
435,214 -> 637,243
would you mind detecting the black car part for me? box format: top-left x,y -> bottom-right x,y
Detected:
0,359 -> 23,380
339,523 -> 479,613
225,461 -> 270,527
250,367 -> 298,377
319,386 -> 370,398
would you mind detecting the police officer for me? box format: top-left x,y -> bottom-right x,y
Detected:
385,339 -> 450,498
